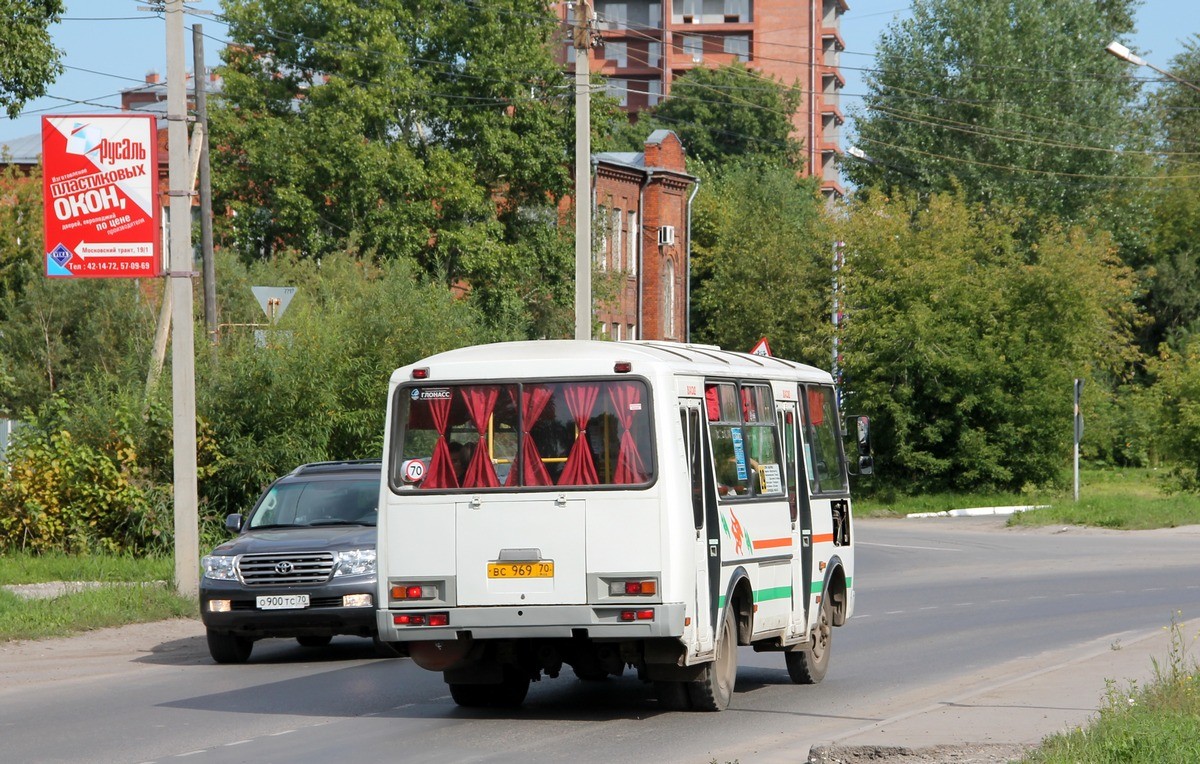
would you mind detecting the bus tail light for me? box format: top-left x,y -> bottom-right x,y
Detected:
391,583 -> 437,601
610,578 -> 658,596
394,612 -> 449,627
620,609 -> 655,621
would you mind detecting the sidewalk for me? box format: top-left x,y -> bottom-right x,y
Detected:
807,617 -> 1200,763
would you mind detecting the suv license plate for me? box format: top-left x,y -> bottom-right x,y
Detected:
257,594 -> 310,610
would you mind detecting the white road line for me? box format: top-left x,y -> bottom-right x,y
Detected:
858,541 -> 962,552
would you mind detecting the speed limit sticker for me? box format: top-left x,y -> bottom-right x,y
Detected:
402,459 -> 426,483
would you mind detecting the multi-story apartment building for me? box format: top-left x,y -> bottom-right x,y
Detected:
558,0 -> 847,198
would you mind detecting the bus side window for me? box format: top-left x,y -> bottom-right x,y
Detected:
682,408 -> 704,530
778,407 -> 799,523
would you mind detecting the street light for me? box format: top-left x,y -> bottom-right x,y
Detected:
1105,41 -> 1200,94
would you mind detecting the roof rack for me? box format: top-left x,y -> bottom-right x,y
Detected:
289,459 -> 382,476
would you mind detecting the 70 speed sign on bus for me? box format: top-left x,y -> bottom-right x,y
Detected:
42,115 -> 161,278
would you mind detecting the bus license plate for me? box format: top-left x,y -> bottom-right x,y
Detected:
487,562 -> 554,579
256,594 -> 310,610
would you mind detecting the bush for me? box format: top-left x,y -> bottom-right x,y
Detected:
0,397 -> 172,554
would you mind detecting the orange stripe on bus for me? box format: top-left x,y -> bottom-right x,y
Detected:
812,533 -> 835,544
756,537 -> 792,549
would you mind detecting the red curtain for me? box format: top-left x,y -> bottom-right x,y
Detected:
558,383 -> 600,485
461,386 -> 501,488
421,395 -> 458,489
704,384 -> 721,422
507,385 -> 554,487
807,387 -> 826,426
609,382 -> 647,484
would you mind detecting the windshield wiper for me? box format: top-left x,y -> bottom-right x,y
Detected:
306,519 -> 367,526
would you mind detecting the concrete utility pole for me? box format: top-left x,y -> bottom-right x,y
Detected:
166,0 -> 200,599
573,0 -> 593,340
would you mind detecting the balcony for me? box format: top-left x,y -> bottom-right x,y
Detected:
672,0 -> 753,25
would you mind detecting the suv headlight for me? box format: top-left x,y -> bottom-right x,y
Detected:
201,555 -> 238,581
333,548 -> 376,577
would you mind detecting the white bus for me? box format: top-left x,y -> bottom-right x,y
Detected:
376,340 -> 869,711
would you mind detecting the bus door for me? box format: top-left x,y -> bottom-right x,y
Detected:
778,401 -> 813,639
800,385 -> 851,613
682,404 -> 717,653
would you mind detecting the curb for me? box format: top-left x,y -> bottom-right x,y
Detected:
907,505 -> 1048,519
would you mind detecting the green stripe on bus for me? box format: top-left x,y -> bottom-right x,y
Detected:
753,586 -> 792,603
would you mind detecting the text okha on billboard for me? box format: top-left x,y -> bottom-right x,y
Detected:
42,114 -> 161,279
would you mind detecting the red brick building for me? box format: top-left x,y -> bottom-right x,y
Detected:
593,129 -> 697,342
558,0 -> 847,198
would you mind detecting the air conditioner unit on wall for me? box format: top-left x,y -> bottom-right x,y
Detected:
658,225 -> 676,247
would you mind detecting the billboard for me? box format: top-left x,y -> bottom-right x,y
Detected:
42,114 -> 161,278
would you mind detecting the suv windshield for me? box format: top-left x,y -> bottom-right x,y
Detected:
247,478 -> 379,529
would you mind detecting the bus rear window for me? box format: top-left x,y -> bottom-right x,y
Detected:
392,379 -> 654,491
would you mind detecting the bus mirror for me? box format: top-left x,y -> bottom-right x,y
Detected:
855,416 -> 870,453
846,415 -> 872,476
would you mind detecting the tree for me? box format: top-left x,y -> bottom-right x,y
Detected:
0,0 -> 63,120
605,63 -> 803,168
196,251 -> 492,518
689,157 -> 829,362
211,0 -> 576,337
836,191 -> 1140,493
1143,36 -> 1200,351
847,0 -> 1145,225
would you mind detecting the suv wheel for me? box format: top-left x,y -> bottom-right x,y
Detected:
207,629 -> 253,664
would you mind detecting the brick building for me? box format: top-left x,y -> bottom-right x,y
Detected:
593,129 -> 697,342
558,0 -> 847,198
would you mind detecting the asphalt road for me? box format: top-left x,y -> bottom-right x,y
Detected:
3,516 -> 1198,764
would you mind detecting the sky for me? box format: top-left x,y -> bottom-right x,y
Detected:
0,0 -> 1195,145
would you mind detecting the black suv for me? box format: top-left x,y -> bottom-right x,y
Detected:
200,460 -> 399,664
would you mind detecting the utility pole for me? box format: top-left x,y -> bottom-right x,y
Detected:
573,0 -> 594,340
193,24 -> 217,347
166,0 -> 200,599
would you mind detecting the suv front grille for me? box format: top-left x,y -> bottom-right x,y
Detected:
238,552 -> 335,586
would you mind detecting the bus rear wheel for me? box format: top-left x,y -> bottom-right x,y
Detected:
786,593 -> 832,684
687,607 -> 737,711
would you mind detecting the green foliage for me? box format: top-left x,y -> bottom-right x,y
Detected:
1148,335 -> 1200,491
1144,38 -> 1200,351
1028,617 -> 1200,764
0,550 -> 174,584
848,0 -> 1144,225
0,0 -> 64,119
0,583 -> 194,641
689,157 -> 829,363
638,64 -> 803,168
0,250 -> 158,414
196,252 -> 490,519
212,0 -> 576,337
836,191 -> 1140,493
0,396 -> 176,554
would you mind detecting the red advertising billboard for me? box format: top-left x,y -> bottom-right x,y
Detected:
42,114 -> 161,278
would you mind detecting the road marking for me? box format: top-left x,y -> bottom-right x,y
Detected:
920,606 -> 938,611
859,541 -> 962,552
224,740 -> 252,747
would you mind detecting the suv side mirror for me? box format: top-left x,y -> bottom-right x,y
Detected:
225,513 -> 244,534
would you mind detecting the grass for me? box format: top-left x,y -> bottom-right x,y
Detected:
857,468 -> 1200,530
0,552 -> 196,642
1026,617 -> 1200,764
